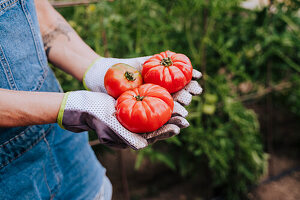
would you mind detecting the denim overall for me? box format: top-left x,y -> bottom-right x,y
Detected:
0,0 -> 107,199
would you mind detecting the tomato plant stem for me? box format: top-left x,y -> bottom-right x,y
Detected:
124,71 -> 136,81
161,57 -> 173,67
135,95 -> 145,101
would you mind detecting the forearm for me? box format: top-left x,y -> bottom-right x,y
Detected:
35,0 -> 99,81
0,89 -> 64,127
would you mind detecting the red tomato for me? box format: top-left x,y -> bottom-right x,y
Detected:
104,63 -> 143,99
116,84 -> 174,133
142,50 -> 193,93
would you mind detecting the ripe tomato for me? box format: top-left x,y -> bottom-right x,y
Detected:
142,50 -> 193,93
104,63 -> 143,99
116,83 -> 174,133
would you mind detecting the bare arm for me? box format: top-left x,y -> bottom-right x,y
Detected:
0,89 -> 64,127
0,1 -> 92,127
34,0 -> 100,81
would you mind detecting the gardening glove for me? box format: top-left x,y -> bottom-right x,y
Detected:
172,69 -> 203,106
57,91 -> 189,150
83,56 -> 203,106
83,56 -> 151,93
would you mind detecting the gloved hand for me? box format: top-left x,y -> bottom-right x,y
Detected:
172,69 -> 203,106
83,56 -> 203,106
57,91 -> 189,150
83,56 -> 151,93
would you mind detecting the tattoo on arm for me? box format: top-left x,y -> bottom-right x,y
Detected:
42,18 -> 74,57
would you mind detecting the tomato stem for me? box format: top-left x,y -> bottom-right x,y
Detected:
135,95 -> 145,101
124,71 -> 136,81
161,57 -> 173,67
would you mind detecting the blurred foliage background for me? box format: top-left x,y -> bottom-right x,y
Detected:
53,0 -> 300,199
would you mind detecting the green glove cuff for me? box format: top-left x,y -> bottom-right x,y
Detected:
57,92 -> 71,129
82,56 -> 103,91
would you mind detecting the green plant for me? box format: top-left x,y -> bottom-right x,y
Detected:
55,0 -> 299,199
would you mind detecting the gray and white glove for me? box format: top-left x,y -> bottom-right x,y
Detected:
172,69 -> 203,106
83,56 -> 203,106
83,56 -> 151,93
57,91 -> 189,150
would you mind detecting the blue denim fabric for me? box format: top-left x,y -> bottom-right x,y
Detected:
94,175 -> 112,200
0,0 -> 105,199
